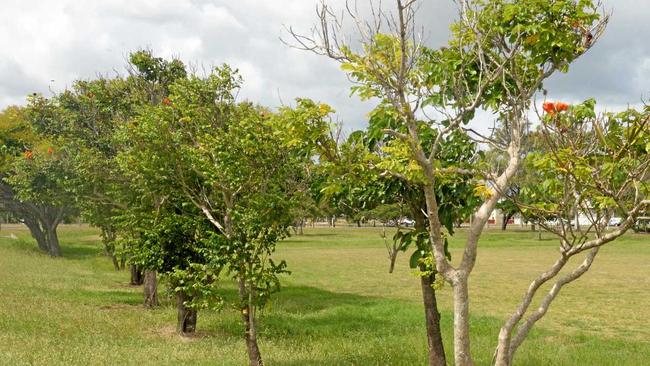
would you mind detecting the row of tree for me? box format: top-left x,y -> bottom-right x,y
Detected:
285,0 -> 649,365
0,0 -> 648,365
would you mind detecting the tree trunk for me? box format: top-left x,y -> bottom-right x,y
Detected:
241,306 -> 264,366
45,225 -> 61,257
110,255 -> 120,271
24,218 -> 48,252
453,278 -> 474,366
143,271 -> 158,307
239,278 -> 264,366
501,213 -> 514,231
420,271 -> 447,366
130,265 -> 144,285
176,292 -> 197,334
412,204 -> 447,366
100,227 -> 120,270
388,251 -> 398,274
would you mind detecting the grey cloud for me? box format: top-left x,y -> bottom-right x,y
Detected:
0,0 -> 649,131
0,59 -> 45,106
546,0 -> 650,104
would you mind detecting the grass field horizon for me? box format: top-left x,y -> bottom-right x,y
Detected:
0,224 -> 648,365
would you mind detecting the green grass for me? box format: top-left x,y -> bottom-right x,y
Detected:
0,224 -> 649,365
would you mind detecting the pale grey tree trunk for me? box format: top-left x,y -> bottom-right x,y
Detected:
452,277 -> 473,366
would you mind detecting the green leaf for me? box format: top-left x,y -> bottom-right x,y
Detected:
409,250 -> 423,269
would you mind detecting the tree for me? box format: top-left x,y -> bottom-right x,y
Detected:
288,0 -> 607,364
493,101 -> 650,365
25,50 -> 187,275
117,197 -> 220,327
0,106 -> 75,257
121,65 -> 302,365
280,98 -> 481,365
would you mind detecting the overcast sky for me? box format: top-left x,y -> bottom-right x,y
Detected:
1,0 -> 649,131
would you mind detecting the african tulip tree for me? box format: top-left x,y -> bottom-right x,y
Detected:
289,0 -> 607,364
26,50 -> 187,277
0,106 -> 76,257
493,101 -> 650,365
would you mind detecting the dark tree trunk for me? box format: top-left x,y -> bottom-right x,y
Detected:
242,307 -> 264,366
110,256 -> 120,271
420,270 -> 447,366
0,182 -> 67,257
238,278 -> 264,366
356,220 -> 361,227
24,218 -> 48,252
412,203 -> 447,366
388,250 -> 398,274
130,265 -> 144,285
100,226 -> 120,270
45,224 -> 61,257
501,213 -> 515,231
176,292 -> 197,334
143,271 -> 158,307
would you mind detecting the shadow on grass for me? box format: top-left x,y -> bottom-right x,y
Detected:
61,242 -> 103,260
71,288 -> 143,306
0,229 -> 104,260
163,284 -> 432,364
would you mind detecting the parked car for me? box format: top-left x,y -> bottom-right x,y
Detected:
608,217 -> 623,227
399,218 -> 415,227
634,217 -> 650,233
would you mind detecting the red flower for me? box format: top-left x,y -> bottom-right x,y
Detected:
555,102 -> 569,112
542,102 -> 556,115
542,101 -> 570,115
162,97 -> 172,106
24,150 -> 33,159
47,147 -> 54,155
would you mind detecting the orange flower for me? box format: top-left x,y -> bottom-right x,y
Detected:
162,97 -> 172,106
543,101 -> 570,115
24,150 -> 33,159
554,102 -> 569,112
47,147 -> 54,155
542,102 -> 556,114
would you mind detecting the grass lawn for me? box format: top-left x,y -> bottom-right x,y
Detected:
0,224 -> 648,365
